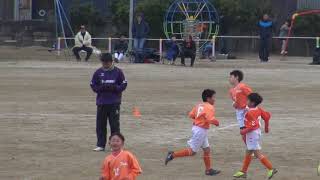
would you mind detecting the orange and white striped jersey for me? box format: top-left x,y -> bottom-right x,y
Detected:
101,150 -> 142,180
229,83 -> 252,109
244,107 -> 271,130
189,102 -> 219,129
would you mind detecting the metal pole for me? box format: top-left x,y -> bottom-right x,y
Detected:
57,37 -> 61,56
57,0 -> 75,36
316,37 -> 320,48
56,0 -> 67,48
129,0 -> 134,51
14,0 -> 19,21
54,0 -> 58,39
108,37 -> 112,53
159,38 -> 163,63
212,35 -> 216,58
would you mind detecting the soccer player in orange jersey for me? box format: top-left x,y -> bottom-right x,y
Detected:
100,133 -> 142,180
165,89 -> 221,176
229,70 -> 252,142
233,93 -> 277,179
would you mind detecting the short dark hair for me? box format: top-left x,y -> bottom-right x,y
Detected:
285,20 -> 291,26
109,132 -> 125,142
230,70 -> 244,82
248,93 -> 263,107
202,89 -> 216,102
136,12 -> 143,17
100,53 -> 113,62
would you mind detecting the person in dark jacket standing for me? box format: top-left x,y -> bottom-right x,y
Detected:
132,13 -> 150,50
181,35 -> 196,67
90,53 -> 127,151
258,14 -> 273,62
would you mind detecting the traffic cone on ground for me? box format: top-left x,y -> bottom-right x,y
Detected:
133,107 -> 141,118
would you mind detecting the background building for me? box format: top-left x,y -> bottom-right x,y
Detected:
0,0 -> 111,45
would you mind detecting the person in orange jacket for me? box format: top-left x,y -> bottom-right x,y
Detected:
229,70 -> 252,143
233,93 -> 277,179
165,89 -> 221,176
100,132 -> 142,180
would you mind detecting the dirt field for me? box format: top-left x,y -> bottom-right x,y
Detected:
1,49 -> 320,180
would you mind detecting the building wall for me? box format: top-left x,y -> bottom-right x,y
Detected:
32,0 -> 54,21
59,0 -> 111,17
297,0 -> 320,10
0,0 -> 15,21
0,0 -> 111,21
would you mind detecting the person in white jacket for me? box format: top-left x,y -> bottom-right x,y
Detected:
73,25 -> 93,61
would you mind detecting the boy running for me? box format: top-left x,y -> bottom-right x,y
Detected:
100,132 -> 142,180
165,89 -> 221,176
229,70 -> 252,142
233,93 -> 277,179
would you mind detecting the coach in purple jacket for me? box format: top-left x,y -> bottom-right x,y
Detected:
90,53 -> 127,151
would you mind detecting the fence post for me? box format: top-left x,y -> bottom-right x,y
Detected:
196,36 -> 200,58
108,37 -> 112,53
212,35 -> 216,59
316,37 -> 320,48
159,38 -> 163,64
57,37 -> 61,56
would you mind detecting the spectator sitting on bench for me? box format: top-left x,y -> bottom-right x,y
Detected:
165,36 -> 179,65
73,25 -> 93,61
114,35 -> 128,63
181,35 -> 196,67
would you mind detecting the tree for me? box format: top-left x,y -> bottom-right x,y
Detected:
211,0 -> 273,35
110,0 -> 130,34
135,0 -> 173,38
294,14 -> 320,37
292,14 -> 320,55
69,0 -> 105,35
110,0 -> 173,37
110,0 -> 274,37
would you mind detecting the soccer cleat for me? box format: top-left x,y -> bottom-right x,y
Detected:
233,171 -> 247,178
267,169 -> 278,179
93,147 -> 105,152
205,169 -> 221,176
165,151 -> 174,165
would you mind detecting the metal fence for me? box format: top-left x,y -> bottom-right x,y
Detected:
56,36 -> 320,60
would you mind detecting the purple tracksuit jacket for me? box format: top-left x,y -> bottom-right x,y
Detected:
90,66 -> 127,105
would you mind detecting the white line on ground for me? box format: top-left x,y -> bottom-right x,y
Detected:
216,123 -> 238,130
0,113 -> 239,131
0,113 -> 96,118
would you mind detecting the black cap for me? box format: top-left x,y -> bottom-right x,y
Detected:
100,53 -> 113,62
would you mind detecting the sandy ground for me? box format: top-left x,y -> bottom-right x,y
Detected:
0,48 -> 320,180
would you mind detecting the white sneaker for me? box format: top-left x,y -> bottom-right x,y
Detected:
93,147 -> 105,152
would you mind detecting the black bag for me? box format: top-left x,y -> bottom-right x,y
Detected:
131,48 -> 160,63
311,48 -> 320,65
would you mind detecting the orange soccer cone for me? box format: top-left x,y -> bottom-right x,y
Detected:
132,107 -> 141,118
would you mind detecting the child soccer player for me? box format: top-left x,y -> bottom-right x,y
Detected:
233,93 -> 277,179
229,70 -> 252,142
100,132 -> 142,180
165,89 -> 221,176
